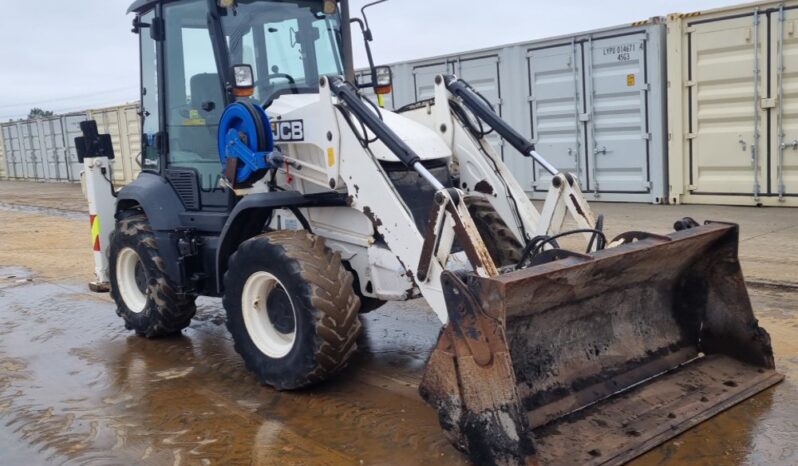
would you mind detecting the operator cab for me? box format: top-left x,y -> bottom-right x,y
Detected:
129,0 -> 351,208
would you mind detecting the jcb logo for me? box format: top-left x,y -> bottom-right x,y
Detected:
272,120 -> 304,142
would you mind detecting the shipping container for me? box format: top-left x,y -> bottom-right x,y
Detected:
379,19 -> 669,203
88,103 -> 142,186
668,0 -> 798,206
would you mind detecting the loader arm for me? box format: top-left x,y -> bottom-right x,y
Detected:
398,74 -> 602,252
323,75 -> 502,322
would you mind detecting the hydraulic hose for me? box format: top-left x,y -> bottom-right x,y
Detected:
442,74 -> 559,176
327,76 -> 444,191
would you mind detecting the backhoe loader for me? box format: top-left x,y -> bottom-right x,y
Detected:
77,0 -> 783,464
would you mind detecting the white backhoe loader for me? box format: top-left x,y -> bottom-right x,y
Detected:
77,0 -> 783,464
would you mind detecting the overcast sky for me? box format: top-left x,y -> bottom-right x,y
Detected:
0,0 -> 736,121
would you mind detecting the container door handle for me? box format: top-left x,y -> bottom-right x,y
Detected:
780,139 -> 798,151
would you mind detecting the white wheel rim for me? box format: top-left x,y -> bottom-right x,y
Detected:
117,247 -> 148,314
242,271 -> 297,359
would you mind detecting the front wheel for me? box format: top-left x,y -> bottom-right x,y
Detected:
223,231 -> 362,390
109,213 -> 196,338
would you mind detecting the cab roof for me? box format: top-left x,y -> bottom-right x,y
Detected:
128,0 -> 158,14
128,0 -> 336,14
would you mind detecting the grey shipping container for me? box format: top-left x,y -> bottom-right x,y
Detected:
380,18 -> 668,204
0,114 -> 89,184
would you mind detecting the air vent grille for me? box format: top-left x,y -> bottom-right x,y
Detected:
166,169 -> 201,211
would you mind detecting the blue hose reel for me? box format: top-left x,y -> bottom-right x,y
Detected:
218,101 -> 276,186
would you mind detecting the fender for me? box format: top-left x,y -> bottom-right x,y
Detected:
214,191 -> 347,294
116,172 -> 185,230
116,172 -> 187,289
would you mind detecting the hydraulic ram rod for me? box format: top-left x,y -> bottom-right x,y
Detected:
327,76 -> 445,191
442,74 -> 559,176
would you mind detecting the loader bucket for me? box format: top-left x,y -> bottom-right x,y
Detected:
420,222 -> 783,466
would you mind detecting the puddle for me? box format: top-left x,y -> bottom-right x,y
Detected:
0,202 -> 86,221
0,278 -> 795,465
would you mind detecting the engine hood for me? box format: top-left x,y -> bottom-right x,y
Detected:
267,94 -> 451,163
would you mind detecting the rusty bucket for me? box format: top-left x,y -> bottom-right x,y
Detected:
420,222 -> 783,466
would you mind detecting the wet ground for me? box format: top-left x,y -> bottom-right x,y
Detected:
0,181 -> 796,465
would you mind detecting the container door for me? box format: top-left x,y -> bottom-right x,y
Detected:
527,43 -> 587,193
456,55 -> 504,158
3,125 -> 23,179
584,34 -> 651,196
21,122 -> 46,180
413,62 -> 453,102
62,114 -> 87,181
1,126 -> 12,178
41,117 -> 69,181
0,140 -> 5,180
774,7 -> 798,197
688,13 -> 768,196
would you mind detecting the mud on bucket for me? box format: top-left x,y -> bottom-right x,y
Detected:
420,222 -> 783,466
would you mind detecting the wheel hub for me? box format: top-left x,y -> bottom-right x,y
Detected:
266,287 -> 296,334
242,271 -> 297,359
116,247 -> 148,314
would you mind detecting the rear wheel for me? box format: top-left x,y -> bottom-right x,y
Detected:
223,230 -> 362,390
109,213 -> 196,338
467,198 -> 523,267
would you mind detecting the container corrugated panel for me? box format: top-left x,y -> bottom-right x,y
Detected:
668,0 -> 798,206
19,120 -> 47,181
39,116 -> 72,182
88,103 -> 142,186
0,127 -> 6,180
1,123 -> 24,179
377,20 -> 668,203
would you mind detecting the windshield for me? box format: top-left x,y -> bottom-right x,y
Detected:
222,0 -> 345,105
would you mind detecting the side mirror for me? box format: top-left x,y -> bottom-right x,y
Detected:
232,64 -> 255,97
373,66 -> 393,95
357,66 -> 392,95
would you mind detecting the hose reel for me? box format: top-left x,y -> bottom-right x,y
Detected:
218,101 -> 276,188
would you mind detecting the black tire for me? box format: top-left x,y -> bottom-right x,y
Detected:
223,230 -> 362,390
109,213 -> 196,338
467,198 -> 523,267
